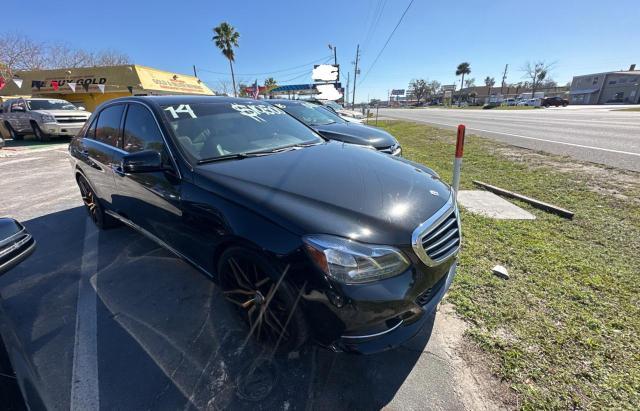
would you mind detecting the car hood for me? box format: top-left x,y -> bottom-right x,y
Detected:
194,141 -> 450,245
313,123 -> 398,148
32,109 -> 90,117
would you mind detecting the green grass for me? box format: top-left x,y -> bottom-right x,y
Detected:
614,107 -> 640,112
378,121 -> 640,410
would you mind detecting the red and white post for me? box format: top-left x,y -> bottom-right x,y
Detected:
452,124 -> 465,197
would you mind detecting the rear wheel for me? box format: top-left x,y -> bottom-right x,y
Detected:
31,122 -> 50,142
76,176 -> 118,229
217,247 -> 309,354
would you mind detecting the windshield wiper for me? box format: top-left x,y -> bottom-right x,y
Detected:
197,153 -> 249,164
198,142 -> 322,164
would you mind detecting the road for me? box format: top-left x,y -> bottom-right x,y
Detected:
0,141 -> 503,410
379,106 -> 640,172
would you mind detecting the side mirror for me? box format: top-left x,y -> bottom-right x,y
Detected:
121,150 -> 163,173
0,218 -> 36,276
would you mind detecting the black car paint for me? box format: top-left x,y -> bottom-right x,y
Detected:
69,96 -> 457,353
269,100 -> 400,150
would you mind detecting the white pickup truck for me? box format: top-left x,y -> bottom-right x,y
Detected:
0,98 -> 91,141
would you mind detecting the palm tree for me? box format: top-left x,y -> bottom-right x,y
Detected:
455,62 -> 471,106
484,76 -> 496,103
264,77 -> 277,98
212,22 -> 240,97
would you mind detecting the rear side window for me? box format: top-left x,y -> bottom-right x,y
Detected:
83,117 -> 97,138
123,104 -> 164,153
95,104 -> 124,147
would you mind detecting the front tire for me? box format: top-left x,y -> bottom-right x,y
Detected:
217,247 -> 309,354
76,176 -> 119,229
32,122 -> 50,142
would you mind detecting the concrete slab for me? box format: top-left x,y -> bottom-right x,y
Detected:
458,190 -> 536,220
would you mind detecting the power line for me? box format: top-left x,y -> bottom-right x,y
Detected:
358,0 -> 415,87
199,55 -> 332,76
362,0 -> 388,53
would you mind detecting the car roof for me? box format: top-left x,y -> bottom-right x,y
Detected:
105,95 -> 259,107
266,99 -> 319,105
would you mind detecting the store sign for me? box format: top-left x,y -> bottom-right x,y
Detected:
391,89 -> 405,96
312,64 -> 339,82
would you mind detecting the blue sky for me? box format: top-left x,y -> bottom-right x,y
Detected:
6,0 -> 639,101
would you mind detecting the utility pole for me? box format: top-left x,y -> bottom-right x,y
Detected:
500,64 -> 508,94
193,65 -> 198,78
333,47 -> 337,65
351,44 -> 360,108
345,72 -> 350,107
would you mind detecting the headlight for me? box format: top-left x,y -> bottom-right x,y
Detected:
303,234 -> 410,284
41,114 -> 56,123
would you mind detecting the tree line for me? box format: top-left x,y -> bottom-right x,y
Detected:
0,32 -> 131,77
408,60 -> 559,104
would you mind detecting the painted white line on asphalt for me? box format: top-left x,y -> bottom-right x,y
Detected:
70,219 -> 100,411
391,116 -> 640,157
0,157 -> 42,166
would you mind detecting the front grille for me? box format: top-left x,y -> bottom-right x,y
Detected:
55,116 -> 88,124
378,143 -> 401,156
422,209 -> 460,261
411,196 -> 461,266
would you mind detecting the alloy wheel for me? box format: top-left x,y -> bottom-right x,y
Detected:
220,256 -> 293,347
78,178 -> 99,223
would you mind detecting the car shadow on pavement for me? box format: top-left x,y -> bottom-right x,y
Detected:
0,206 -> 433,410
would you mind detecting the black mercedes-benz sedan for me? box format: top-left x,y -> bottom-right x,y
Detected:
68,96 -> 460,354
269,99 -> 402,156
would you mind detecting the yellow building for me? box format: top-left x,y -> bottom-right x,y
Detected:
0,64 -> 214,111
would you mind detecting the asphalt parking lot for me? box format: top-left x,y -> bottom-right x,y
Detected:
379,105 -> 640,171
0,140 -> 499,410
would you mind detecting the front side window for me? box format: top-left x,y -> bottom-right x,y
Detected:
11,100 -> 26,111
123,104 -> 163,153
275,102 -> 344,126
95,104 -> 125,148
162,102 -> 323,161
26,99 -> 76,111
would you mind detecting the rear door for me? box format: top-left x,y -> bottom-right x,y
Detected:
77,103 -> 126,208
112,103 -> 182,243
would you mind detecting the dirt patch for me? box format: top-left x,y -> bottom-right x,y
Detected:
489,144 -> 640,203
436,303 -> 518,410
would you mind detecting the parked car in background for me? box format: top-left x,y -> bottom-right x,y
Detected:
270,100 -> 401,156
69,95 -> 460,354
317,100 -> 365,123
0,135 -> 4,149
541,96 -> 569,107
502,98 -> 517,106
0,98 -> 90,141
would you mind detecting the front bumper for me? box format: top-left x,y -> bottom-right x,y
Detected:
331,261 -> 457,354
42,122 -> 85,136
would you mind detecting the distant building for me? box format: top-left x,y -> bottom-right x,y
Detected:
570,65 -> 640,105
0,65 -> 214,111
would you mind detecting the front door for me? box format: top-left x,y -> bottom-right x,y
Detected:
112,103 -> 182,248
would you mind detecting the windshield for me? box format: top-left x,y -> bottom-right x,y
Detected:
162,102 -> 323,161
274,101 -> 346,126
27,99 -> 77,110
